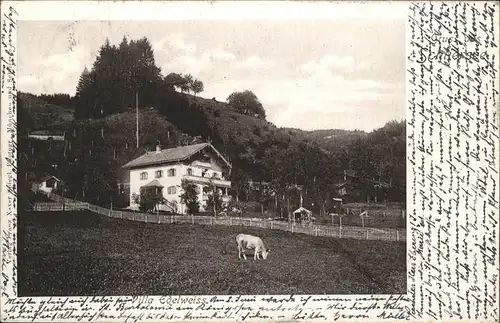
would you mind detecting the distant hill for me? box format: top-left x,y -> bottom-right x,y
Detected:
280,128 -> 368,153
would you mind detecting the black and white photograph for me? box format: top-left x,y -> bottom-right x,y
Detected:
15,9 -> 408,297
2,1 -> 500,322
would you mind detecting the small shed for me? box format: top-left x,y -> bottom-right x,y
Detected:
332,198 -> 343,205
292,206 -> 312,225
33,175 -> 60,193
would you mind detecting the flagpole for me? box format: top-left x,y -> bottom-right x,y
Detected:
136,92 -> 139,148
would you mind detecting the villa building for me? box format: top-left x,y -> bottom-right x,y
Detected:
122,142 -> 232,214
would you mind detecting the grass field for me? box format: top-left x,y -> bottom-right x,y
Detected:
18,211 -> 406,296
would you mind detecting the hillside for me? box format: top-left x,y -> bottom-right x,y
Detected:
18,89 -> 363,158
18,92 -> 74,132
18,88 -> 405,208
19,106 -> 199,201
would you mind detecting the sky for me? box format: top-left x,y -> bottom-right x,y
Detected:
18,5 -> 406,132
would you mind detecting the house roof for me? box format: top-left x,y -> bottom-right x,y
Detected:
293,207 -> 312,214
122,143 -> 231,169
30,130 -> 65,136
142,179 -> 164,188
39,175 -> 60,182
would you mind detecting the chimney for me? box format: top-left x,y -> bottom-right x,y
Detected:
156,140 -> 161,153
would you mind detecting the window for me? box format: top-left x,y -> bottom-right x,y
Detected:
187,168 -> 193,176
155,170 -> 163,178
140,172 -> 148,180
167,186 -> 177,195
167,168 -> 176,177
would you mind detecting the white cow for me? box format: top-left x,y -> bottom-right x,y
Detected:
236,233 -> 270,260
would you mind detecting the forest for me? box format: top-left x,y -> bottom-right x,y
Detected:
18,36 -> 406,213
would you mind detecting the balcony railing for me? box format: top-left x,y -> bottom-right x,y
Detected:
191,161 -> 212,168
183,175 -> 231,188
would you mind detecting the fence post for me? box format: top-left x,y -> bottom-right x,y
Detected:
192,214 -> 194,224
211,217 -> 213,225
292,223 -> 294,233
396,231 -> 400,241
230,217 -> 232,226
133,213 -> 135,221
339,226 -> 342,238
271,221 -> 274,230
315,226 -> 318,236
365,229 -> 369,240
250,218 -> 252,226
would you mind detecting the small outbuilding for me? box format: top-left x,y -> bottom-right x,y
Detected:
292,206 -> 313,225
28,130 -> 65,141
33,175 -> 60,193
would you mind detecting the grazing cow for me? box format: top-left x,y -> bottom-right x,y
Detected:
236,233 -> 270,260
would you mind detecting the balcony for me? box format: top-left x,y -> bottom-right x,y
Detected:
183,175 -> 231,188
191,161 -> 212,168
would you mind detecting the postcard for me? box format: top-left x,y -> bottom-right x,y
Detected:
1,1 -> 498,322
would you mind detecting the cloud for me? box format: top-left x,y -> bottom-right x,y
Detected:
164,55 -> 209,76
19,45 -> 95,95
160,47 -> 237,76
236,56 -> 276,69
300,54 -> 370,75
201,65 -> 402,131
205,48 -> 236,61
154,33 -> 197,53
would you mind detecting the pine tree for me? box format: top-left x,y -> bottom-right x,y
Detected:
74,67 -> 93,119
73,36 -> 162,120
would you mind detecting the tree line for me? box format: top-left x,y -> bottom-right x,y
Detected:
73,36 -> 264,121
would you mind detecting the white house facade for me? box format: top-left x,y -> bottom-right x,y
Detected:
28,130 -> 65,141
122,142 -> 232,214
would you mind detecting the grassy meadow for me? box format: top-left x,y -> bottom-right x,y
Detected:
18,211 -> 406,296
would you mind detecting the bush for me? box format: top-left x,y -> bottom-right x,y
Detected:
135,187 -> 164,212
179,179 -> 200,214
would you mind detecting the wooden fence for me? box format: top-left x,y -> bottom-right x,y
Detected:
33,202 -> 90,212
33,192 -> 406,242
